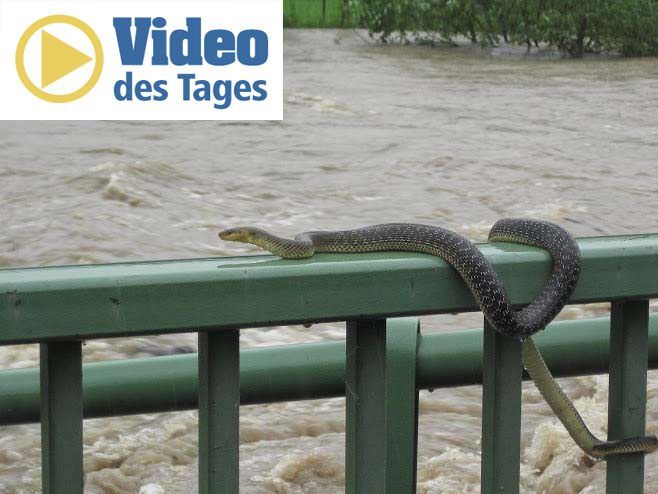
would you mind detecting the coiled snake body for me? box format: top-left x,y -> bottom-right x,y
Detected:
220,218 -> 657,458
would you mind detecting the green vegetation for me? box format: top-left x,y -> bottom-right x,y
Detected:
350,0 -> 658,57
284,0 -> 354,27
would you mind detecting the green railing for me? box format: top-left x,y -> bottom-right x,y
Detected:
1,234 -> 657,493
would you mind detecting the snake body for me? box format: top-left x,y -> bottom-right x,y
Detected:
219,218 -> 657,458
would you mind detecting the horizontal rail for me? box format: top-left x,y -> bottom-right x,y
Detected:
0,234 -> 657,344
1,313 -> 656,425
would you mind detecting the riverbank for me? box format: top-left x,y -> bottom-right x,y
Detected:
287,0 -> 658,57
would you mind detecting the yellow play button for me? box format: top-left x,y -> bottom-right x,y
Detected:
15,15 -> 103,103
41,30 -> 92,88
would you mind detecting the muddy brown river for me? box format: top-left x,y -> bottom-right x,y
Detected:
1,29 -> 657,493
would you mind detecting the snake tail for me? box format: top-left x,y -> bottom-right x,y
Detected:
522,337 -> 658,458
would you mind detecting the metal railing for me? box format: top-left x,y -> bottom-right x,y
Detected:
1,234 -> 657,493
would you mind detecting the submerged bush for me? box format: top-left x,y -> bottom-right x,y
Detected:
601,0 -> 658,56
350,0 -> 658,57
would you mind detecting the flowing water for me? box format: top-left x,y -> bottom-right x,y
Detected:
1,29 -> 657,493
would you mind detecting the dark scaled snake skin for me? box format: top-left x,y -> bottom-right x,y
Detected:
219,218 -> 658,458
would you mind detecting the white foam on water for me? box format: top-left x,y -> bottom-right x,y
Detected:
138,484 -> 164,494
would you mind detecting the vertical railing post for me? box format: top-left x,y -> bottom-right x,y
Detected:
384,318 -> 420,493
606,300 -> 650,493
40,341 -> 83,494
321,0 -> 327,25
198,329 -> 240,494
345,318 -> 386,494
481,320 -> 522,494
345,317 -> 420,494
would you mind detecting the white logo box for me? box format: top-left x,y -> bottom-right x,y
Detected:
0,0 -> 283,120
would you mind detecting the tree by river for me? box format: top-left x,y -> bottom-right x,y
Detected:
349,0 -> 658,57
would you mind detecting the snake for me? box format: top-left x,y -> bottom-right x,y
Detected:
219,218 -> 658,458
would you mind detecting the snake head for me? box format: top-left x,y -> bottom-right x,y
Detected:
219,226 -> 310,258
218,227 -> 256,243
